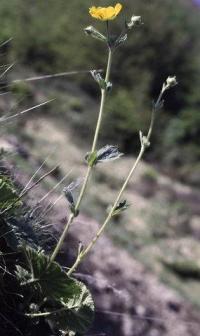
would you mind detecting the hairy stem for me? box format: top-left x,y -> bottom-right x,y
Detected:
50,48 -> 112,263
67,85 -> 166,276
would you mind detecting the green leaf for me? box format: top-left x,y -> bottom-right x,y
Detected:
0,175 -> 21,211
86,145 -> 123,167
90,70 -> 112,91
17,247 -> 94,334
17,246 -> 81,301
85,150 -> 97,167
112,200 -> 129,216
47,280 -> 94,334
15,265 -> 30,285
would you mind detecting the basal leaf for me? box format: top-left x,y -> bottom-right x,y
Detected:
18,246 -> 81,301
47,280 -> 94,334
17,247 -> 94,334
0,175 -> 21,211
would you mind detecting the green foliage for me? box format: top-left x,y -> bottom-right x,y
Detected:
85,145 -> 123,166
0,171 -> 94,335
0,174 -> 21,210
16,246 -> 94,334
112,200 -> 129,217
0,0 -> 199,173
47,280 -> 94,334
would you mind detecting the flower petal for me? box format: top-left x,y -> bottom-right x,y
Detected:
89,3 -> 122,21
115,3 -> 122,16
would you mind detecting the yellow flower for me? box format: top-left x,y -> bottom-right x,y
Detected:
89,3 -> 122,21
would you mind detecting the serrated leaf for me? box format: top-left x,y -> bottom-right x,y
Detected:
18,246 -> 82,301
47,281 -> 94,334
18,247 -> 94,334
96,145 -> 123,163
0,175 -> 21,211
86,146 -> 123,166
15,265 -> 30,285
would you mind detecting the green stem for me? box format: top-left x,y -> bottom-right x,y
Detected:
67,85 -> 166,276
50,48 -> 112,263
67,146 -> 145,277
91,50 -> 112,153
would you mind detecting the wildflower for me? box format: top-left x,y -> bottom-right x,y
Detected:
89,3 -> 122,21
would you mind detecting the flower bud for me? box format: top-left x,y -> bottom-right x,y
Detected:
162,76 -> 178,92
84,26 -> 107,42
166,76 -> 178,88
127,15 -> 142,29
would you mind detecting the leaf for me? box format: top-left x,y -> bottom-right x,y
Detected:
86,145 -> 123,167
96,145 -> 123,163
63,179 -> 82,215
17,246 -> 81,301
47,281 -> 94,334
15,265 -> 31,285
114,33 -> 128,48
0,175 -> 21,211
112,200 -> 129,216
85,150 -> 97,167
90,70 -> 112,91
17,246 -> 94,334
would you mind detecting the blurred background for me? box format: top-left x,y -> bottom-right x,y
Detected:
0,0 -> 200,335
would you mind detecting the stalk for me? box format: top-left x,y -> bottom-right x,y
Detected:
67,84 -> 166,276
50,48 -> 112,263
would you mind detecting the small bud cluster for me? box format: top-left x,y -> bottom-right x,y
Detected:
91,70 -> 112,91
126,15 -> 142,29
139,131 -> 150,148
85,12 -> 142,49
